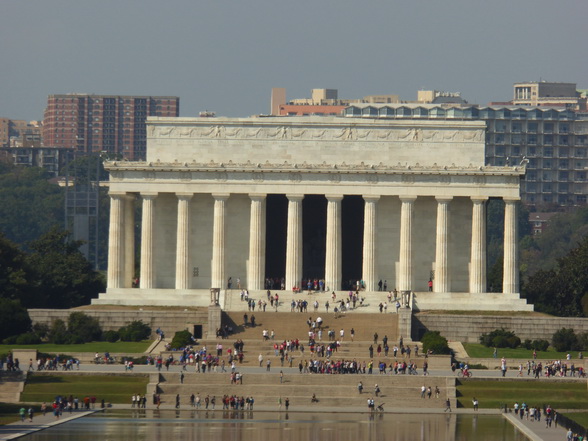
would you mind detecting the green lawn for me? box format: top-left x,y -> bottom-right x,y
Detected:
21,373 -> 149,404
0,403 -> 25,426
0,340 -> 151,355
564,412 -> 588,428
457,379 -> 588,409
462,343 -> 580,360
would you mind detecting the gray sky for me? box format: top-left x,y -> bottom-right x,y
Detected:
1,0 -> 587,121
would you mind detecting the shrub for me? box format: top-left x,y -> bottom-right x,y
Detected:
532,339 -> 549,352
67,312 -> 102,343
552,328 -> 579,352
2,336 -> 18,344
103,330 -> 120,343
32,323 -> 50,340
523,339 -> 533,350
48,319 -> 68,344
15,332 -> 41,345
576,332 -> 588,351
118,321 -> 151,342
170,330 -> 194,349
421,331 -> 450,355
480,329 -> 520,348
0,298 -> 31,340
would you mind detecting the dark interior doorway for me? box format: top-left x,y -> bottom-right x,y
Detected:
342,196 -> 364,290
265,194 -> 287,287
303,195 -> 327,280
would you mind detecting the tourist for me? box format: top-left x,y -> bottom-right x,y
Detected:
444,398 -> 451,412
358,381 -> 363,394
28,407 -> 34,422
19,407 -> 25,422
435,386 -> 440,398
420,385 -> 426,398
285,397 -> 290,411
472,397 -> 479,411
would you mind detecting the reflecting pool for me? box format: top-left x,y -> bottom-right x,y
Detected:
22,410 -> 529,441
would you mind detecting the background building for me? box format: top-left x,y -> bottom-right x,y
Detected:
0,118 -> 42,147
42,94 -> 179,160
512,81 -> 586,110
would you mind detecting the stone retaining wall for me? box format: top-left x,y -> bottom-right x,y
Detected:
414,313 -> 588,342
28,309 -> 209,337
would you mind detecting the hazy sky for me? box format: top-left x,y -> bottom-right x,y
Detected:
2,0 -> 587,121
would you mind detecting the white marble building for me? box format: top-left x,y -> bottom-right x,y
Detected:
94,117 -> 532,311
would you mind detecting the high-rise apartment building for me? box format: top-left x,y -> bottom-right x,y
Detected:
0,118 -> 42,147
343,103 -> 588,207
42,94 -> 179,160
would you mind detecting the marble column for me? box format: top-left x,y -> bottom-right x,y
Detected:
325,195 -> 343,292
398,196 -> 416,292
247,194 -> 266,290
469,197 -> 488,293
434,197 -> 452,293
211,194 -> 229,289
175,193 -> 193,290
503,198 -> 519,294
285,194 -> 304,291
123,195 -> 135,288
139,193 -> 157,289
107,193 -> 124,289
362,196 -> 380,291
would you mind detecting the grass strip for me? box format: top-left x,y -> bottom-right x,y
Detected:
21,373 -> 149,404
462,343 -> 581,360
0,340 -> 151,355
457,379 -> 588,409
0,403 -> 25,426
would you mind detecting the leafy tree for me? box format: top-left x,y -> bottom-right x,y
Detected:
0,163 -> 64,247
0,233 -> 33,303
524,235 -> 588,316
0,298 -> 31,341
25,228 -> 105,308
67,312 -> 102,342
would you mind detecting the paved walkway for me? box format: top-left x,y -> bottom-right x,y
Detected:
505,412 -> 569,441
0,410 -> 97,440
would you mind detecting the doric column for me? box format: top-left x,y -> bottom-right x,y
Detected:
285,194 -> 304,291
211,194 -> 229,289
325,195 -> 343,292
398,196 -> 416,292
503,198 -> 519,294
434,197 -> 452,293
123,195 -> 135,288
139,193 -> 157,289
247,194 -> 266,290
175,193 -> 193,290
362,196 -> 380,291
469,197 -> 488,293
107,193 -> 124,289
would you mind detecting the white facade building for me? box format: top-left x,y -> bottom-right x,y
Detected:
95,116 -> 531,311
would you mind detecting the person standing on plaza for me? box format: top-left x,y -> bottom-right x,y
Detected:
445,398 -> 451,412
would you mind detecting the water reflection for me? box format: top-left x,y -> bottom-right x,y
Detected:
21,410 -> 529,441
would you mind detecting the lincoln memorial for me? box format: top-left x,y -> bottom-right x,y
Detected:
94,116 -> 532,311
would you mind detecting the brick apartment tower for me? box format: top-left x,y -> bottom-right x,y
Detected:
42,94 -> 179,160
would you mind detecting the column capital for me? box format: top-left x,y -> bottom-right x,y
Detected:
470,196 -> 489,203
503,197 -> 520,203
176,193 -> 193,201
363,195 -> 381,202
212,193 -> 230,201
435,196 -> 453,203
325,195 -> 344,201
286,194 -> 305,202
140,192 -> 158,200
249,193 -> 267,201
399,196 -> 417,203
108,191 -> 127,198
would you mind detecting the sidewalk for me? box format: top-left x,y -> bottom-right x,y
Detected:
505,412 -> 568,441
0,410 -> 97,441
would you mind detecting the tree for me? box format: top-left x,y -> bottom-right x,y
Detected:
523,235 -> 588,316
25,228 -> 105,308
0,233 -> 33,303
0,163 -> 64,247
0,298 -> 31,341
